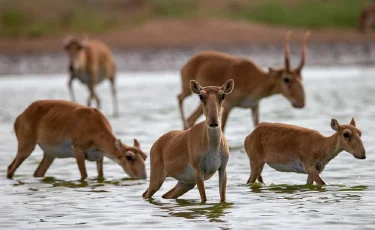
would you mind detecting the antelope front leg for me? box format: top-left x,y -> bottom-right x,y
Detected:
251,104 -> 259,127
305,166 -> 326,186
194,168 -> 207,203
218,167 -> 227,202
68,75 -> 76,102
87,83 -> 101,109
306,175 -> 313,185
73,147 -> 88,180
96,158 -> 104,178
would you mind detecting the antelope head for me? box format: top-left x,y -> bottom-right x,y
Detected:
331,118 -> 366,160
190,79 -> 234,129
268,31 -> 310,109
63,36 -> 88,71
115,138 -> 147,179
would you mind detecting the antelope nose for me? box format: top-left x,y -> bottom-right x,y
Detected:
209,123 -> 219,128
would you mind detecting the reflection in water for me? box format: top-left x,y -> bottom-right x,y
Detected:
34,176 -> 145,190
148,198 -> 233,223
248,183 -> 367,202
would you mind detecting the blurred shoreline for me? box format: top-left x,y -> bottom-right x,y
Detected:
0,42 -> 374,75
0,18 -> 374,75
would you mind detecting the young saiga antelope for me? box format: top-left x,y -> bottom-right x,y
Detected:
244,118 -> 366,186
143,80 -> 234,202
178,32 -> 309,131
7,100 -> 147,180
64,37 -> 119,116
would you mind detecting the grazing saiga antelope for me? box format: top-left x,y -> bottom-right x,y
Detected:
178,31 -> 309,132
358,4 -> 375,33
143,79 -> 234,202
64,37 -> 119,116
244,118 -> 366,186
7,100 -> 147,180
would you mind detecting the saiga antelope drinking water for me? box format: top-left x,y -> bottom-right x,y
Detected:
64,37 -> 119,116
7,100 -> 147,180
178,31 -> 309,132
244,118 -> 366,186
143,79 -> 234,202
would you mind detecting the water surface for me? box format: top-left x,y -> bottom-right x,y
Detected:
0,67 -> 374,229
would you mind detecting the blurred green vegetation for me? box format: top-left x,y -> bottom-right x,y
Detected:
226,0 -> 369,29
0,0 -> 371,38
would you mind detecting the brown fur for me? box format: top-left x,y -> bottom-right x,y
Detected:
7,100 -> 146,180
64,37 -> 119,116
177,31 -> 309,132
244,118 -> 366,186
358,5 -> 375,33
143,80 -> 234,202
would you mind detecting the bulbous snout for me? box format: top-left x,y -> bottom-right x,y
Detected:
292,102 -> 305,109
354,150 -> 366,160
137,170 -> 147,179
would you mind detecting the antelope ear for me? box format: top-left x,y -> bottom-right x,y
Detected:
63,36 -> 72,49
115,139 -> 123,151
222,79 -> 234,94
79,38 -> 88,49
330,118 -> 340,131
268,67 -> 279,77
350,117 -> 356,127
134,138 -> 140,148
190,80 -> 202,94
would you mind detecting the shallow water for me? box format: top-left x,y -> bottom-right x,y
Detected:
0,67 -> 375,229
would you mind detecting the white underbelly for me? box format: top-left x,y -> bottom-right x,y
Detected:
173,152 -> 222,183
75,71 -> 106,84
239,95 -> 259,108
39,140 -> 104,162
267,160 -> 306,174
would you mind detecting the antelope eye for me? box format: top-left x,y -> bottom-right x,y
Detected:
199,94 -> 204,101
220,94 -> 225,100
283,78 -> 290,84
126,155 -> 134,161
343,132 -> 350,138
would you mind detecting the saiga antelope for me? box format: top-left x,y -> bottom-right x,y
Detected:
244,118 -> 366,186
178,32 -> 309,132
358,4 -> 375,33
143,79 -> 234,202
64,37 -> 119,116
7,100 -> 147,180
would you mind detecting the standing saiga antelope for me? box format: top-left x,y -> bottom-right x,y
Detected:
244,118 -> 366,186
64,37 -> 119,116
143,79 -> 234,202
7,100 -> 147,180
178,31 -> 309,132
358,4 -> 375,33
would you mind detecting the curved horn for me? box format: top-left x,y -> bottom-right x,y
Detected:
284,31 -> 292,71
296,31 -> 310,73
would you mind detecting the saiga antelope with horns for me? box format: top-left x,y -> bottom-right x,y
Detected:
143,79 -> 234,202
244,118 -> 366,186
7,100 -> 147,180
64,37 -> 119,116
178,32 -> 310,132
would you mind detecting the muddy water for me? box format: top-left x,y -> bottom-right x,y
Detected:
0,67 -> 374,229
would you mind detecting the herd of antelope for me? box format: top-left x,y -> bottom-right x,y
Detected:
6,31 -> 366,203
